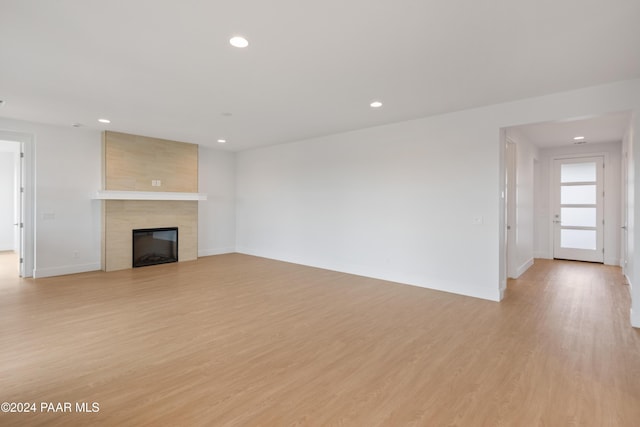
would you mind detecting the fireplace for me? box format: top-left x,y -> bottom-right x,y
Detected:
132,227 -> 178,268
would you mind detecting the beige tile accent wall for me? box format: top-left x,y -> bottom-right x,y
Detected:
104,131 -> 198,192
102,132 -> 199,271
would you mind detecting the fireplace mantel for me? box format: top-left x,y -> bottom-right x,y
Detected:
94,190 -> 207,201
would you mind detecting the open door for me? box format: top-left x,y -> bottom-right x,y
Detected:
506,140 -> 517,277
622,150 -> 629,275
0,140 -> 22,276
0,132 -> 33,278
17,143 -> 25,277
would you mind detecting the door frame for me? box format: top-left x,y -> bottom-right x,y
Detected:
548,152 -> 609,262
0,130 -> 34,277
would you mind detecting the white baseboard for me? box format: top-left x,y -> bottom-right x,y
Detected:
198,247 -> 236,257
534,252 -> 551,259
33,262 -> 101,278
499,280 -> 506,300
516,258 -> 534,278
604,256 -> 619,266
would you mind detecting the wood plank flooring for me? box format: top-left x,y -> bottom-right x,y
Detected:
0,254 -> 639,426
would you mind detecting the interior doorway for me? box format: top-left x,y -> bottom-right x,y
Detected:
0,140 -> 21,276
0,131 -> 33,278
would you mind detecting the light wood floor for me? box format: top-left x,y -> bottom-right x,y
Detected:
0,251 -> 19,285
0,254 -> 639,426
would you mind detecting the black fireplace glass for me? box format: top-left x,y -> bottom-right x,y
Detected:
132,227 -> 178,268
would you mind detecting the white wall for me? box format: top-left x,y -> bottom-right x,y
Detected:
198,146 -> 236,256
0,148 -> 17,251
237,79 -> 640,302
534,142 -> 622,265
629,112 -> 640,328
505,129 -> 538,278
237,115 -> 504,301
0,118 -> 103,277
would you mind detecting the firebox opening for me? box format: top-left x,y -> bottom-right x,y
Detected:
132,227 -> 178,268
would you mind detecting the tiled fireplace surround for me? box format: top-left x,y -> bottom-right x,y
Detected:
101,131 -> 200,272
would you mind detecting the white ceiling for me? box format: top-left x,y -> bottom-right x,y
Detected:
512,111 -> 632,148
1,0 -> 639,151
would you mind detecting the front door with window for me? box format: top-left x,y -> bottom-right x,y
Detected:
553,156 -> 604,263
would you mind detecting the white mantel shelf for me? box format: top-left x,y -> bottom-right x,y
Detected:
93,190 -> 207,201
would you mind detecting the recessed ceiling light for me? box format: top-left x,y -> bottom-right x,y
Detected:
217,139 -> 227,144
229,36 -> 249,48
71,123 -> 82,128
573,136 -> 585,140
98,118 -> 111,124
370,101 -> 383,108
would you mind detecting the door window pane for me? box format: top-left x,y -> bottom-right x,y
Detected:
561,162 -> 596,183
561,185 -> 596,205
561,229 -> 597,250
561,207 -> 596,227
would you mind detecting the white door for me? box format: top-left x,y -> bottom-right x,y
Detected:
553,156 -> 604,263
505,141 -> 517,277
622,150 -> 629,275
17,145 -> 24,277
0,134 -> 31,277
